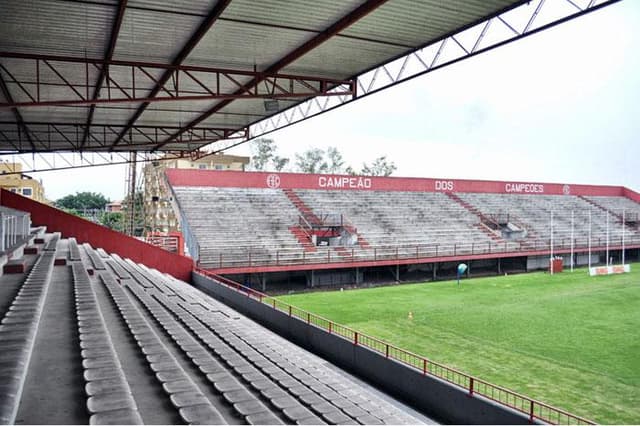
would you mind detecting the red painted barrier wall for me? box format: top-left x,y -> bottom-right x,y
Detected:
0,189 -> 193,281
166,169 -> 632,197
622,187 -> 640,203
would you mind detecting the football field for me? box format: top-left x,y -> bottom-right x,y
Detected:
279,264 -> 640,424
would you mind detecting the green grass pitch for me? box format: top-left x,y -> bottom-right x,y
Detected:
279,264 -> 640,424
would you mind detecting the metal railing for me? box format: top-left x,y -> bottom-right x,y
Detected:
196,268 -> 596,425
201,235 -> 640,269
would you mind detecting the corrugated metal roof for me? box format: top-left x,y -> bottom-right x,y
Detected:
185,20 -> 311,70
0,0 -> 526,153
342,0 -> 518,47
0,0 -> 114,58
128,0 -> 218,17
114,7 -> 205,63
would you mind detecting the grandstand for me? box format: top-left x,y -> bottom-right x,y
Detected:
0,0 -> 630,423
166,169 -> 640,287
0,230 -> 430,425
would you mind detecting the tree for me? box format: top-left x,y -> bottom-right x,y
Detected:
294,148 -> 328,174
100,212 -> 124,232
56,191 -> 109,211
326,147 -> 346,174
360,156 -> 397,177
249,138 -> 289,171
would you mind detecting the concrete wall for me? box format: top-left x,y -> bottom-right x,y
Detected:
193,272 -> 536,425
527,253 -> 604,271
1,189 -> 194,281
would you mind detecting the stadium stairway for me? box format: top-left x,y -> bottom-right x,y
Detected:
578,195 -> 623,222
282,189 -> 323,226
0,233 -> 431,425
288,226 -> 318,253
445,193 -> 504,243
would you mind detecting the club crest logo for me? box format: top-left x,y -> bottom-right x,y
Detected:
562,184 -> 571,195
266,174 -> 281,189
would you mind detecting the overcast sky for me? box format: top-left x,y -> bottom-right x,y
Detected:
33,0 -> 638,201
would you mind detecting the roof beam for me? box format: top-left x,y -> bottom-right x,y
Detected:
153,0 -> 391,151
81,0 -> 128,150
0,55 -> 356,108
0,73 -> 35,151
110,0 -> 233,150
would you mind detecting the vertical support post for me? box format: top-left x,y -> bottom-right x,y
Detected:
550,210 -> 554,275
589,207 -> 591,269
125,152 -> 137,236
385,345 -> 389,358
606,211 -> 610,266
354,332 -> 358,346
328,322 -> 332,334
423,359 -> 427,375
622,209 -> 626,266
570,210 -> 574,272
529,400 -> 535,423
469,377 -> 474,395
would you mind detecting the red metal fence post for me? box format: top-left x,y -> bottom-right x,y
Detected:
529,400 -> 535,423
423,359 -> 427,375
354,332 -> 358,345
469,377 -> 474,395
